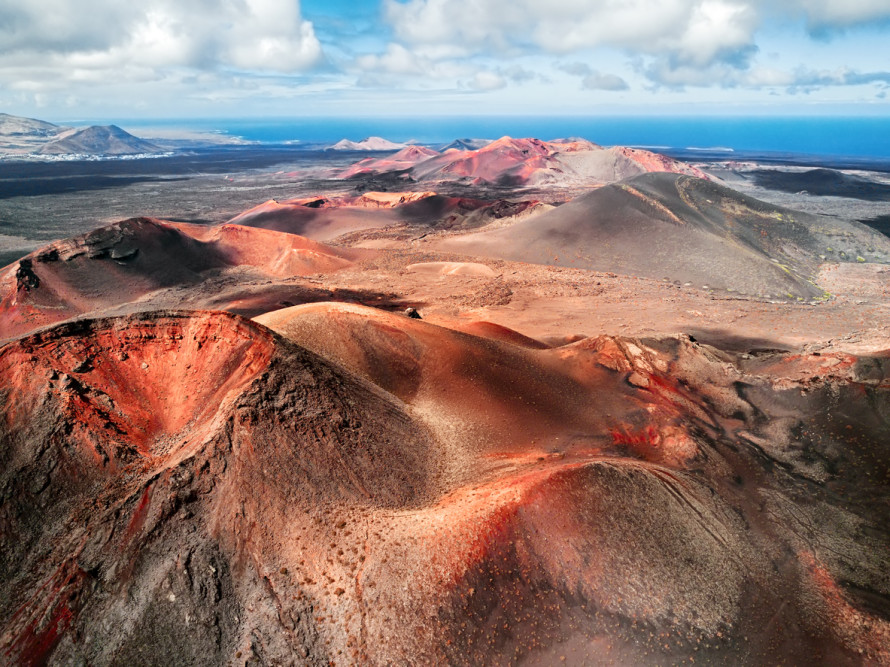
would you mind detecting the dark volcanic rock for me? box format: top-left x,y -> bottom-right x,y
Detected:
14,260 -> 39,291
753,168 -> 890,201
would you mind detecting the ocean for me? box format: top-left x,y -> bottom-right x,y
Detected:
109,115 -> 890,162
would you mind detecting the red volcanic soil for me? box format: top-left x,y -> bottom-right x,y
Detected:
225,199 -> 403,241
226,191 -> 540,241
411,136 -> 561,185
0,310 -> 437,665
395,193 -> 539,230
548,138 -> 602,152
406,261 -> 498,278
169,223 -> 357,276
337,136 -> 714,187
0,194 -> 539,340
254,303 -> 698,464
339,146 -> 441,179
2,306 -> 888,664
0,219 -> 358,338
609,146 -> 711,179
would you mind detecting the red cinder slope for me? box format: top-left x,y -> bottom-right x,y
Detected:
609,145 -> 711,179
336,136 -> 713,187
1,308 -> 888,664
0,219 -> 357,338
226,199 -> 403,240
0,310 -> 439,665
169,223 -> 357,276
227,191 -> 537,239
411,136 -> 560,185
255,302 -> 700,466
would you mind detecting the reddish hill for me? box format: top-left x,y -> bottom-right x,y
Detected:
2,307 -> 887,664
0,219 -> 357,338
339,145 -> 441,179
227,192 -> 539,239
609,145 -> 709,178
409,136 -> 560,185
255,303 -> 697,462
337,136 -> 711,187
0,310 -> 437,665
229,198 -> 396,241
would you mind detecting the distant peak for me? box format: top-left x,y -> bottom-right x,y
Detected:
329,136 -> 407,151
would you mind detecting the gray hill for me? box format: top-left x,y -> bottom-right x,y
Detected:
0,112 -> 64,137
0,112 -> 69,154
439,138 -> 492,151
37,125 -> 161,156
441,172 -> 890,300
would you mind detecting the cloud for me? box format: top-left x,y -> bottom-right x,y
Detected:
502,65 -> 538,83
383,0 -> 890,53
384,0 -> 761,68
0,0 -> 322,74
582,72 -> 630,91
467,71 -> 506,91
642,58 -> 890,91
0,2 -> 138,53
558,62 -> 629,91
356,43 -> 426,75
558,62 -> 594,78
3,0 -> 888,116
381,0 -> 890,91
353,43 -> 479,89
791,0 -> 890,30
785,66 -> 890,93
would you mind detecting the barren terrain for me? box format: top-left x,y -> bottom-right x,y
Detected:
1,139 -> 889,666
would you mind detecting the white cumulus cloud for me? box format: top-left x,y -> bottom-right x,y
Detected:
467,70 -> 507,91
0,0 -> 322,74
792,0 -> 890,28
384,0 -> 761,67
380,0 -> 890,90
558,63 -> 629,90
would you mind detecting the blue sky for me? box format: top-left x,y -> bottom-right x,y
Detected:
1,0 -> 888,119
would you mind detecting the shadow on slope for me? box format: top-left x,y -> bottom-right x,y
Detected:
0,310 -> 438,665
440,172 -> 890,300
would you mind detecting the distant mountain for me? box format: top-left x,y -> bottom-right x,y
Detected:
328,136 -> 407,151
0,113 -> 64,138
439,138 -> 492,151
0,113 -> 69,155
37,125 -> 162,156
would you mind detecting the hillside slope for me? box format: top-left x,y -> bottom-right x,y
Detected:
441,172 -> 890,300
